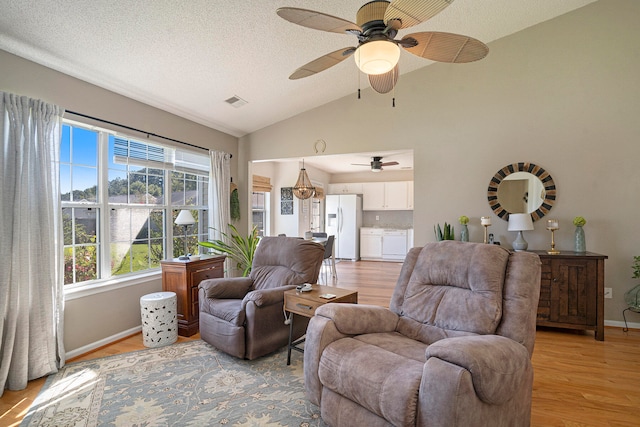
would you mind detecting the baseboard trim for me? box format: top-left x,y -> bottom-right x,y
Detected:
63,319 -> 639,361
605,319 -> 640,330
66,326 -> 142,360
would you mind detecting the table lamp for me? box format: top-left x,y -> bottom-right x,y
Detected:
175,210 -> 196,260
508,213 -> 534,251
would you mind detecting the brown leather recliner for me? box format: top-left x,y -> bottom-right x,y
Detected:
198,236 -> 324,360
304,241 -> 541,427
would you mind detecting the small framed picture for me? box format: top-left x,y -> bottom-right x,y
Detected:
281,200 -> 293,215
281,187 -> 293,201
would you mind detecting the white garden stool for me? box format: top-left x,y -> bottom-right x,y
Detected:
140,291 -> 178,348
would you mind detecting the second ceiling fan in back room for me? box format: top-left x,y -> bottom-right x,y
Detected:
352,156 -> 399,172
277,0 -> 489,96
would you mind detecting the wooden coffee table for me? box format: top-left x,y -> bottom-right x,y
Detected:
284,284 -> 358,365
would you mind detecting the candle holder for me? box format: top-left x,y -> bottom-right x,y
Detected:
481,216 -> 492,244
546,219 -> 560,255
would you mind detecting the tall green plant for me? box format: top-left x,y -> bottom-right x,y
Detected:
199,224 -> 260,276
434,223 -> 455,241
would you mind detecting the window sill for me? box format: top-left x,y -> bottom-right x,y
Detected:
64,270 -> 162,301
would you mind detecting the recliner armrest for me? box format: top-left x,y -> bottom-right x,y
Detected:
242,285 -> 296,308
315,304 -> 399,335
425,335 -> 530,405
199,277 -> 253,299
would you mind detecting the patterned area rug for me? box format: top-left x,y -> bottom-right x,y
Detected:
21,340 -> 327,426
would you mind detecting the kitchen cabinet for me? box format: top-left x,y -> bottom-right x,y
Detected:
362,183 -> 385,210
328,183 -> 363,194
532,251 -> 607,341
360,228 -> 383,260
362,181 -> 412,210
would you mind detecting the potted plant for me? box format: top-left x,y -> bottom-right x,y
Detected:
626,256 -> 640,310
434,223 -> 455,241
199,224 -> 260,276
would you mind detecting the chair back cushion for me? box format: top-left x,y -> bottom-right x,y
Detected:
249,236 -> 325,290
391,242 -> 507,342
390,241 -> 540,353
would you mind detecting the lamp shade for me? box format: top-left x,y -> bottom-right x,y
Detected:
175,209 -> 196,225
508,213 -> 534,231
354,40 -> 401,75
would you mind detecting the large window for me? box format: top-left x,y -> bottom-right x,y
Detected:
60,121 -> 210,287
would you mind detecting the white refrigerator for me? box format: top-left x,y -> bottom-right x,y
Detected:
326,194 -> 362,261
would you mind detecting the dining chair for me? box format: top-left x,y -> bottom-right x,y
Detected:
321,235 -> 337,284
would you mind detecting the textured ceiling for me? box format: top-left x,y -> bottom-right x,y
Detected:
0,0 -> 597,138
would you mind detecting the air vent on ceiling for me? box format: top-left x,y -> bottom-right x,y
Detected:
224,95 -> 248,108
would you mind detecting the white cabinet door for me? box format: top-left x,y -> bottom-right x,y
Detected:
328,183 -> 363,194
363,181 -> 411,210
362,182 -> 385,210
384,181 -> 409,210
360,228 -> 383,259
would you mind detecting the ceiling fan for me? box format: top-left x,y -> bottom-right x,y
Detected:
352,156 -> 399,172
277,0 -> 489,94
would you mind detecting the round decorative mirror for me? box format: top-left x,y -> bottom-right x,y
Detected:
487,162 -> 556,221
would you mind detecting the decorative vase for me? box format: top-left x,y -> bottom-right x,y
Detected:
574,225 -> 586,253
460,224 -> 469,242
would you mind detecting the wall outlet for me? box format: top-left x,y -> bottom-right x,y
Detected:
375,215 -> 379,221
604,287 -> 613,299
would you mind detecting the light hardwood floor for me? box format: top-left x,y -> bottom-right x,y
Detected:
2,260 -> 639,426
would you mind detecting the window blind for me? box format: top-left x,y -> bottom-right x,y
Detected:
252,175 -> 273,192
174,150 -> 210,176
113,137 -> 175,169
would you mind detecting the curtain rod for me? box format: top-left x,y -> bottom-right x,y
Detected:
65,110 -> 231,158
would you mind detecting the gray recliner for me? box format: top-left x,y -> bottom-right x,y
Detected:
304,241 -> 541,426
198,236 -> 324,360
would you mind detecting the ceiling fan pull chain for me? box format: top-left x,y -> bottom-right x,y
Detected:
358,88 -> 361,99
392,67 -> 396,107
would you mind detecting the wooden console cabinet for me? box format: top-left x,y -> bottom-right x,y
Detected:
531,251 -> 607,341
161,256 -> 225,336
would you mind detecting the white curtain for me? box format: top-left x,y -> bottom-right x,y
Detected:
208,150 -> 231,273
0,93 -> 65,396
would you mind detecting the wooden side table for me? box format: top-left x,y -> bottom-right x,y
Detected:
531,251 -> 607,341
284,284 -> 358,365
160,255 -> 226,336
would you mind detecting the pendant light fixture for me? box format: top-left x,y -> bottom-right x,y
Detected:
292,159 -> 315,200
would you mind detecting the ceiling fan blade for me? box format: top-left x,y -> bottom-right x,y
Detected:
277,7 -> 362,34
381,161 -> 400,166
289,47 -> 356,80
384,0 -> 453,30
351,163 -> 370,166
368,64 -> 399,94
401,31 -> 489,63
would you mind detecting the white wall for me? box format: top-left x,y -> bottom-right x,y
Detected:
240,0 -> 640,324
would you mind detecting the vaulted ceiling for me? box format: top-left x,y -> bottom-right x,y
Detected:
1,1 -> 596,138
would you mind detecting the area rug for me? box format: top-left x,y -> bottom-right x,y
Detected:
21,340 -> 327,426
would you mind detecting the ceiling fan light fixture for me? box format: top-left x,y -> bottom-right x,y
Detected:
355,40 -> 400,75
